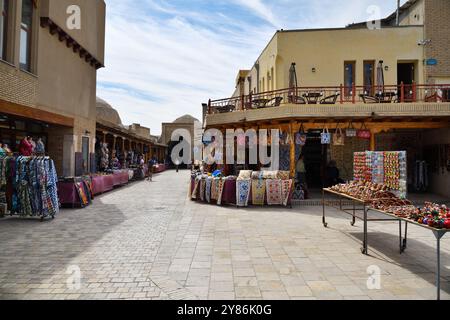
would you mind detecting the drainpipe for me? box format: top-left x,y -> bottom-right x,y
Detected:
255,62 -> 260,93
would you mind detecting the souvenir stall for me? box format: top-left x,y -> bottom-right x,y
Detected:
190,170 -> 294,208
0,156 -> 60,220
354,151 -> 407,198
322,151 -> 449,300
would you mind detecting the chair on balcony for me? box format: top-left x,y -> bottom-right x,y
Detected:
359,94 -> 380,104
215,105 -> 235,113
320,93 -> 340,105
265,97 -> 283,108
289,95 -> 307,104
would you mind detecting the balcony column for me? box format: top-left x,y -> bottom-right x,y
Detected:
289,121 -> 296,178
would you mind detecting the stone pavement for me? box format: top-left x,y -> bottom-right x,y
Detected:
1,170 -> 450,300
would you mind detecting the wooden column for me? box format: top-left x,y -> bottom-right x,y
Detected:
102,131 -> 107,144
370,129 -> 376,151
289,121 -> 296,178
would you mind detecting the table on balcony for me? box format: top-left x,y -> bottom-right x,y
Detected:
303,92 -> 323,104
375,92 -> 397,103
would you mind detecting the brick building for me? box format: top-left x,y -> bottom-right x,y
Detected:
0,0 -> 105,176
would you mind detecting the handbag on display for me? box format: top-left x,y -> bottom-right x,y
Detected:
295,124 -> 307,146
357,123 -> 371,140
321,127 -> 331,145
346,121 -> 357,137
333,126 -> 345,146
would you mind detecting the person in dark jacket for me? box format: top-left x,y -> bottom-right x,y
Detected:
325,160 -> 344,187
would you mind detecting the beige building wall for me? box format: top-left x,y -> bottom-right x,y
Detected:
399,0 -> 425,26
275,27 -> 424,89
237,26 -> 426,98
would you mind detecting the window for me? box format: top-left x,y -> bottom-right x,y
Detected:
20,0 -> 33,71
363,61 -> 375,95
0,0 -> 8,60
344,61 -> 356,97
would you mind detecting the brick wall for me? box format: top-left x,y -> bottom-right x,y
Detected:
0,61 -> 37,107
425,0 -> 450,79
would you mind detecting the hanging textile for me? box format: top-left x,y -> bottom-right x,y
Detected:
191,178 -> 200,200
205,177 -> 212,203
217,179 -> 225,206
281,179 -> 293,206
199,179 -> 206,202
279,145 -> 290,171
236,180 -> 251,207
211,178 -> 219,201
0,156 -> 59,219
266,179 -> 282,205
252,179 -> 266,206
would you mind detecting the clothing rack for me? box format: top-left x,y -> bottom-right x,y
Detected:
0,155 -> 60,221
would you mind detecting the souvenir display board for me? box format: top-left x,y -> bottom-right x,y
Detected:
353,151 -> 407,198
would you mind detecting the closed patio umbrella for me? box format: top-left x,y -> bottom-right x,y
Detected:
376,61 -> 385,95
289,63 -> 298,102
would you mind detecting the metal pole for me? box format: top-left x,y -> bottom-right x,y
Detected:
399,221 -> 402,254
396,0 -> 400,26
322,189 -> 327,228
433,231 -> 445,300
362,204 -> 368,255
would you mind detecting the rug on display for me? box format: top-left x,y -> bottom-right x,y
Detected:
200,179 -> 206,202
205,178 -> 212,203
252,179 -> 266,206
266,179 -> 283,206
217,179 -> 225,205
191,178 -> 200,200
281,179 -> 293,206
236,180 -> 251,207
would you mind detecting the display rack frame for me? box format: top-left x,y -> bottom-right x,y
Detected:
322,187 -> 450,300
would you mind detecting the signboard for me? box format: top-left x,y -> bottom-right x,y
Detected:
426,59 -> 438,66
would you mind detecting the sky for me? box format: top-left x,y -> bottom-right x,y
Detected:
97,0 -> 408,135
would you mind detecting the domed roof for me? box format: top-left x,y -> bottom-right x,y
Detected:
173,114 -> 199,124
96,97 -> 123,126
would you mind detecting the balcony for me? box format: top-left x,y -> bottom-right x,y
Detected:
205,84 -> 450,126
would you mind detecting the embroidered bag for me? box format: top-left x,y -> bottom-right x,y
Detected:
321,127 -> 331,145
333,125 -> 345,146
357,123 -> 371,140
346,121 -> 357,137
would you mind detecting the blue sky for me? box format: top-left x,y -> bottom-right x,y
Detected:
98,0 -> 407,135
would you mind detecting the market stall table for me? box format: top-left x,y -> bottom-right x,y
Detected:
322,187 -> 450,300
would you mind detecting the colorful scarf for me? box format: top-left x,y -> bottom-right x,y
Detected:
281,179 -> 293,206
252,179 -> 266,206
217,179 -> 225,205
205,178 -> 212,203
236,179 -> 251,207
266,179 -> 282,206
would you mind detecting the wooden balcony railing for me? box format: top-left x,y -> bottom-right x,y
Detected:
206,83 -> 450,115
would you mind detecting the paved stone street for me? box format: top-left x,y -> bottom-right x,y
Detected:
1,170 -> 450,300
